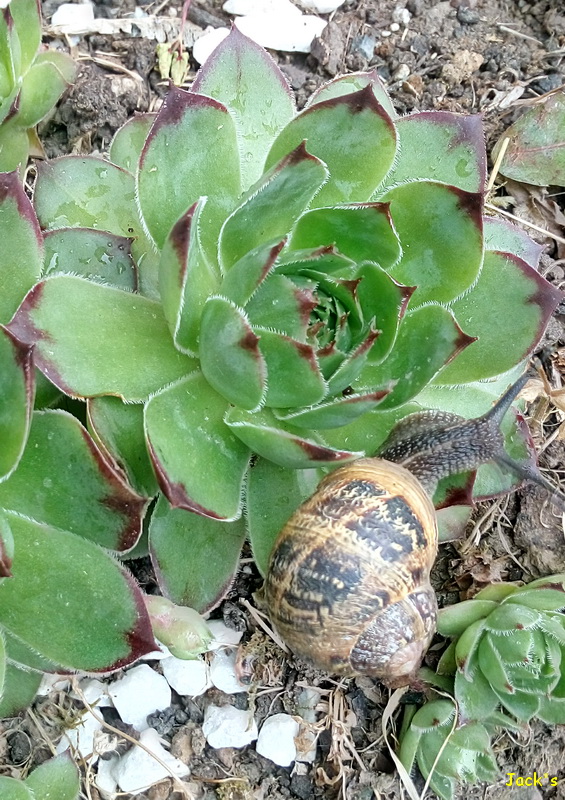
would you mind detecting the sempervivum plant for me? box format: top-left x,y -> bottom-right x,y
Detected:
399,575 -> 565,799
0,0 -> 77,171
2,30 -> 561,629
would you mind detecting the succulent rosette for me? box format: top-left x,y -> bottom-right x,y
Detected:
0,0 -> 77,171
1,28 -> 561,622
399,576 -> 565,799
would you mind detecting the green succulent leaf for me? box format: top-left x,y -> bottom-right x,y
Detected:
381,181 -> 483,305
356,304 -> 474,408
159,199 -> 220,355
192,27 -> 295,191
439,251 -> 563,382
494,686 -> 540,721
274,390 -> 389,429
483,216 -> 543,268
10,0 -> 40,73
149,495 -> 246,612
438,600 -> 496,637
478,636 -> 515,697
537,696 -> 565,725
25,754 -> 80,800
220,238 -> 285,308
266,86 -> 397,205
0,171 -> 43,324
258,327 -> 327,408
0,777 -> 33,800
474,582 -> 520,602
484,602 -> 541,633
144,372 -> 250,520
16,57 -> 75,128
0,325 -> 33,480
34,156 -> 141,237
0,512 -> 157,670
493,92 -> 565,187
504,587 -> 565,612
308,69 -> 397,120
199,296 -> 266,410
0,410 -> 148,550
225,406 -> 362,468
455,667 -> 499,721
109,112 -> 156,172
0,123 -> 30,172
7,275 -> 195,401
0,661 -> 42,718
220,142 -> 328,270
381,112 -> 486,192
43,228 -> 137,289
454,618 -> 487,676
538,613 -> 565,646
409,698 -> 456,732
137,86 -> 241,253
4,627 -> 61,673
289,204 -> 401,269
87,396 -> 159,497
246,458 -> 323,575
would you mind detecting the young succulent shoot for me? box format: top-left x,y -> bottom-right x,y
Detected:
0,0 -> 77,171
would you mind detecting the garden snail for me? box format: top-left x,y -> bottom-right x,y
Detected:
265,372 -> 563,686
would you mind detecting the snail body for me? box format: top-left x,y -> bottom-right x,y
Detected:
265,373 -> 557,686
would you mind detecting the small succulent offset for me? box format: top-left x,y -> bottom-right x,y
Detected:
0,753 -> 79,800
0,0 -> 77,171
0,29 -> 561,710
399,575 -> 565,799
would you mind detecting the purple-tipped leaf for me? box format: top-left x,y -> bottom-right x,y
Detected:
199,296 -> 267,410
438,251 -> 563,383
193,27 -> 295,190
307,69 -> 397,120
220,238 -> 285,307
0,410 -> 148,551
289,203 -> 401,270
219,142 -> 328,270
0,325 -> 34,480
137,87 -> 241,255
159,200 -> 220,354
483,216 -> 543,268
245,271 -> 316,341
7,276 -> 195,401
257,327 -> 327,408
265,86 -> 397,205
274,389 -> 390,429
145,373 -> 250,520
0,171 -> 43,324
356,305 -> 476,408
379,112 -> 486,193
0,512 -> 157,671
225,406 -> 362,468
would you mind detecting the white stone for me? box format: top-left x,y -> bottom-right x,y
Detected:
74,678 -> 113,708
192,27 -> 230,65
256,713 -> 299,766
235,13 -> 326,53
161,656 -> 212,697
109,664 -> 171,731
207,619 -> 244,650
392,63 -> 410,82
56,709 -> 103,763
94,755 -> 119,799
113,727 -> 190,795
392,6 -> 411,25
224,0 -> 300,16
297,0 -> 345,12
390,21 -> 400,31
203,704 -> 258,749
51,2 -> 95,34
210,649 -> 249,694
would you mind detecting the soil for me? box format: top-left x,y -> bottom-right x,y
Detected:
3,0 -> 565,798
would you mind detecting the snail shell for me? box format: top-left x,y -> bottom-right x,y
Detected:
264,457 -> 438,684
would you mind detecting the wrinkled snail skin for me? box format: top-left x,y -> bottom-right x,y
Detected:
264,458 -> 438,684
264,373 -> 544,686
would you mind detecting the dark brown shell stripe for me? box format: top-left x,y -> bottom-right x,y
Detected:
265,459 -> 438,674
